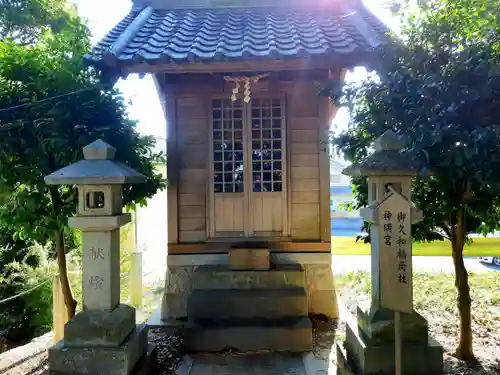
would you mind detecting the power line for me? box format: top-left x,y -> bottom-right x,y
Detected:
0,84 -> 106,114
0,278 -> 51,305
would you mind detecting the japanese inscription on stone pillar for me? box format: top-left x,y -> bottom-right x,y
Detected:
88,247 -> 105,290
81,230 -> 119,311
378,190 -> 413,313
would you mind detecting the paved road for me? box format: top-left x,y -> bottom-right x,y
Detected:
332,255 -> 499,274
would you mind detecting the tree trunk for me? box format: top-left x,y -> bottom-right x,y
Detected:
54,229 -> 77,319
451,209 -> 474,360
49,186 -> 77,319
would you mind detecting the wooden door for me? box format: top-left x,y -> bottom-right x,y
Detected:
209,97 -> 287,238
249,98 -> 286,236
210,99 -> 246,237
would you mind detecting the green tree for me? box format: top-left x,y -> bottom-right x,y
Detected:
0,0 -> 75,44
331,0 -> 500,361
0,1 -> 166,318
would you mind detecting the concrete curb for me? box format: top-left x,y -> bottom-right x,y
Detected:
0,332 -> 52,373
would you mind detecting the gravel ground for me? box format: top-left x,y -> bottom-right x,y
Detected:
149,327 -> 184,374
309,314 -> 345,373
0,328 -> 184,375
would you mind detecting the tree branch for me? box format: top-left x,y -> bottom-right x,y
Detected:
441,222 -> 452,240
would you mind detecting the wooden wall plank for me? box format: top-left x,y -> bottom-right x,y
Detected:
177,96 -> 206,119
291,191 -> 320,203
292,166 -> 319,180
292,178 -> 320,192
289,117 -> 320,130
178,130 -> 206,144
176,92 -> 208,243
179,205 -> 205,218
292,142 -> 319,155
180,144 -> 207,168
179,230 -> 206,243
288,87 -> 319,118
319,97 -> 332,243
179,193 -> 205,206
179,169 -> 206,193
180,218 -> 205,231
291,154 -> 319,167
164,83 -> 179,245
286,81 -> 321,241
291,203 -> 320,239
290,129 -> 319,143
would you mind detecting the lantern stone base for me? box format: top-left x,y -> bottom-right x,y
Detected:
336,304 -> 443,375
356,301 -> 429,345
63,304 -> 136,347
48,324 -> 156,375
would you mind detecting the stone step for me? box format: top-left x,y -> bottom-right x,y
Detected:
184,317 -> 312,353
187,288 -> 308,319
192,264 -> 305,290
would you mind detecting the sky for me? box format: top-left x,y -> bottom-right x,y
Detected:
72,0 -> 396,139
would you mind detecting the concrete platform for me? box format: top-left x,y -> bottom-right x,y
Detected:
188,288 -> 308,319
184,317 -> 313,353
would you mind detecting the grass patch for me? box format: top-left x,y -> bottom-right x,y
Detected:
336,270 -> 500,373
332,236 -> 500,256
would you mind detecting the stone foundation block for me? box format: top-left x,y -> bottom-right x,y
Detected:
229,248 -> 270,270
309,290 -> 339,319
161,266 -> 194,320
49,324 -> 149,375
357,301 -> 428,345
64,304 -> 136,347
343,320 -> 443,375
305,264 -> 339,319
161,293 -> 188,320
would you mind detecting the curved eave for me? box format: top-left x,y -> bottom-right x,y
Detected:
84,46 -> 388,76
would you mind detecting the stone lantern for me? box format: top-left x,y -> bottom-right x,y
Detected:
337,130 -> 443,375
44,139 -> 156,375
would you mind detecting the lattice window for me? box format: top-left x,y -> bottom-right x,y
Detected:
251,98 -> 283,192
212,99 -> 244,193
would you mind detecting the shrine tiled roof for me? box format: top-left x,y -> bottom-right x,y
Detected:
85,1 -> 389,68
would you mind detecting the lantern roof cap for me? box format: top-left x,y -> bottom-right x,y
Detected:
342,130 -> 425,177
44,139 -> 147,185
